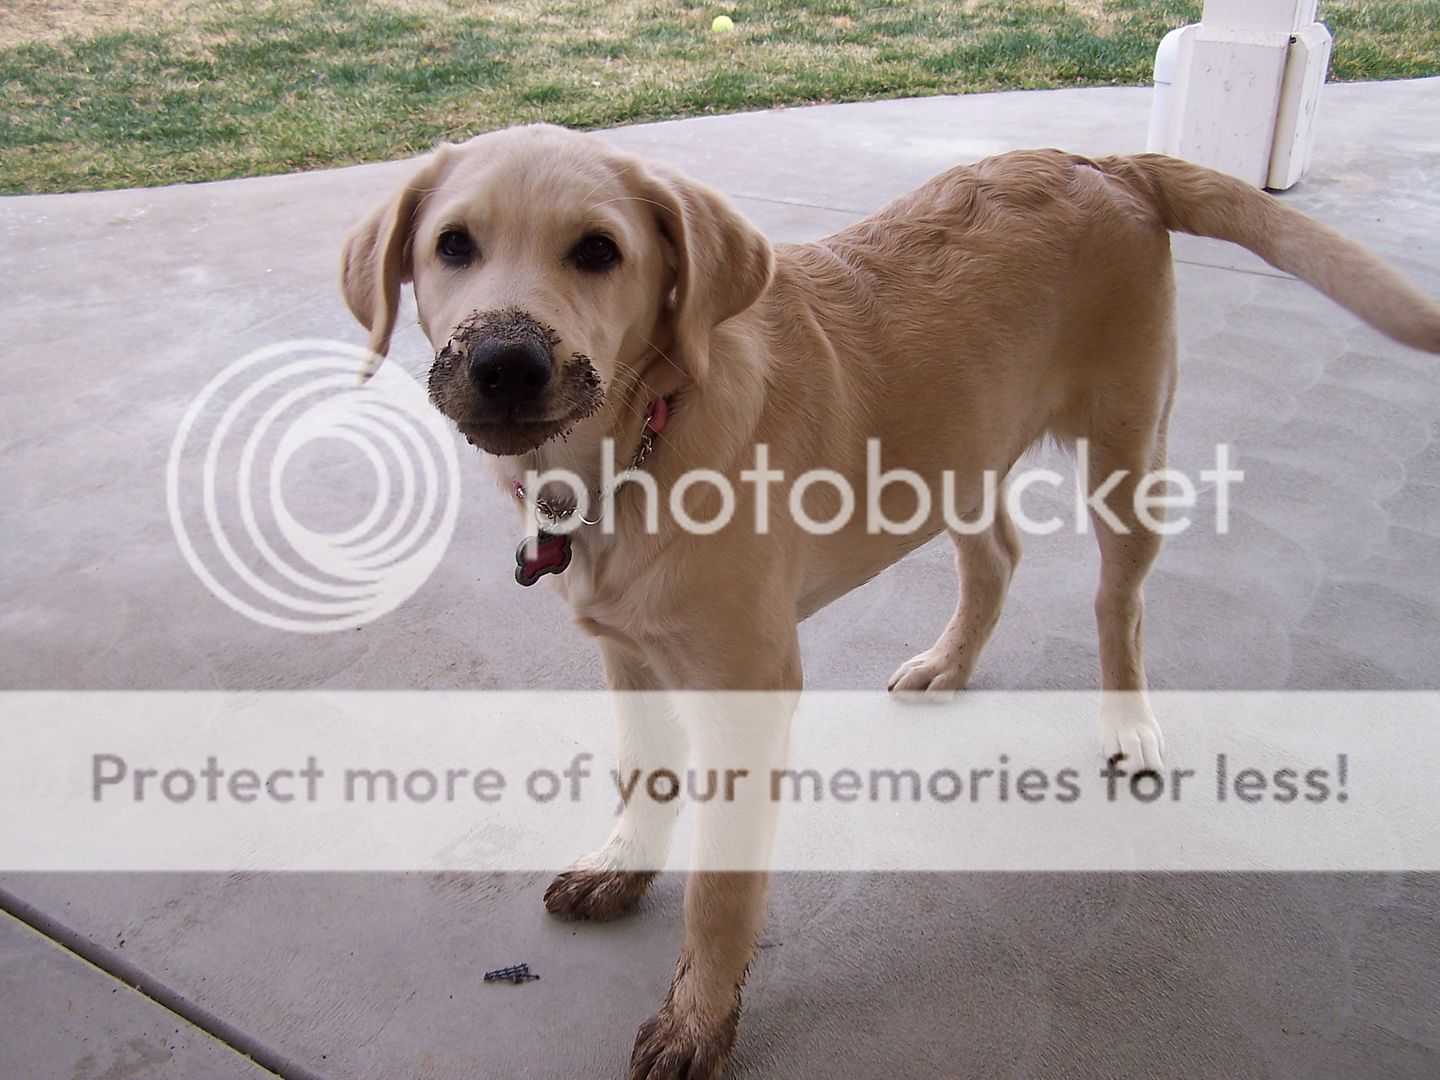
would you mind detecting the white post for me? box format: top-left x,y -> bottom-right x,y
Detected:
1146,0 -> 1332,189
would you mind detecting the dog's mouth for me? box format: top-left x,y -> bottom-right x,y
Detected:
456,416 -> 575,456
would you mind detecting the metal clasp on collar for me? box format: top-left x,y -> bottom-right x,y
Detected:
510,395 -> 673,585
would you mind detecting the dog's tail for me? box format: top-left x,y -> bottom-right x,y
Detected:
1101,153 -> 1440,354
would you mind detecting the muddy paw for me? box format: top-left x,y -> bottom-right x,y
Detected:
629,1001 -> 739,1080
543,867 -> 656,922
1098,697 -> 1166,773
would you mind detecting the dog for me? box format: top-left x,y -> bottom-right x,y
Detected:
341,123 -> 1440,1078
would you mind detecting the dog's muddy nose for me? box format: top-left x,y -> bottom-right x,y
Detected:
468,338 -> 552,406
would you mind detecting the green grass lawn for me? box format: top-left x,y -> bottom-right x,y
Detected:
2,0 -> 1437,194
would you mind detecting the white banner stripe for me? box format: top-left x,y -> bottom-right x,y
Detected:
2,692 -> 1434,872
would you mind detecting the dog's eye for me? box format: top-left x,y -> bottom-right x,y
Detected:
436,228 -> 474,265
572,234 -> 621,273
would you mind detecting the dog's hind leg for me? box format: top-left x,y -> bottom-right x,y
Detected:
887,501 -> 1022,693
545,642 -> 685,921
1084,399 -> 1173,772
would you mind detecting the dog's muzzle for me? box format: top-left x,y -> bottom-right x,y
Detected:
428,309 -> 603,457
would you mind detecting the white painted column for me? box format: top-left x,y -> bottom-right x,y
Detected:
1147,0 -> 1332,189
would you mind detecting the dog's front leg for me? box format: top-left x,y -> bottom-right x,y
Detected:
546,639 -> 686,921
630,646 -> 798,1080
630,870 -> 772,1080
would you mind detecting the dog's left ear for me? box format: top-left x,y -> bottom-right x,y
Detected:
640,163 -> 774,382
340,146 -> 454,378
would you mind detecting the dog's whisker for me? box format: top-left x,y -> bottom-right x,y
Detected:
606,358 -> 673,442
587,194 -> 673,215
577,163 -> 635,209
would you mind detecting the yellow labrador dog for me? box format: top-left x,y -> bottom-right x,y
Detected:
342,124 -> 1440,1078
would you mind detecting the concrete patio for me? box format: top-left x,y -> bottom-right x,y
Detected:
2,77 -> 1439,1077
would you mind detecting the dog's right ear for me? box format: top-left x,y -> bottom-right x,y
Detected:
340,147 -> 453,378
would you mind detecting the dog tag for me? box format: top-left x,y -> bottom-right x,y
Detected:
515,531 -> 572,586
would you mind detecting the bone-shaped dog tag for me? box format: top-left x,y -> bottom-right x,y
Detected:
515,531 -> 572,586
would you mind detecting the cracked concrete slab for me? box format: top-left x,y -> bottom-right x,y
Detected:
0,910 -> 270,1079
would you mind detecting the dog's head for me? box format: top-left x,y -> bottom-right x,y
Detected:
340,124 -> 774,456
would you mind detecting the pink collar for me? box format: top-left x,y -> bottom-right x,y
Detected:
643,394 -> 671,434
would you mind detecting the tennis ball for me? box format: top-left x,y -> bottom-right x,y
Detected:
712,14 -> 734,33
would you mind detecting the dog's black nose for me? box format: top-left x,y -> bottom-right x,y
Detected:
468,338 -> 552,405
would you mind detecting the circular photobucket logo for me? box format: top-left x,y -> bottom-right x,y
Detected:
166,340 -> 461,633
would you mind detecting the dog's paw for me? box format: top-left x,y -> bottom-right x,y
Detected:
543,867 -> 656,922
887,648 -> 970,694
1098,700 -> 1166,773
629,1000 -> 739,1080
